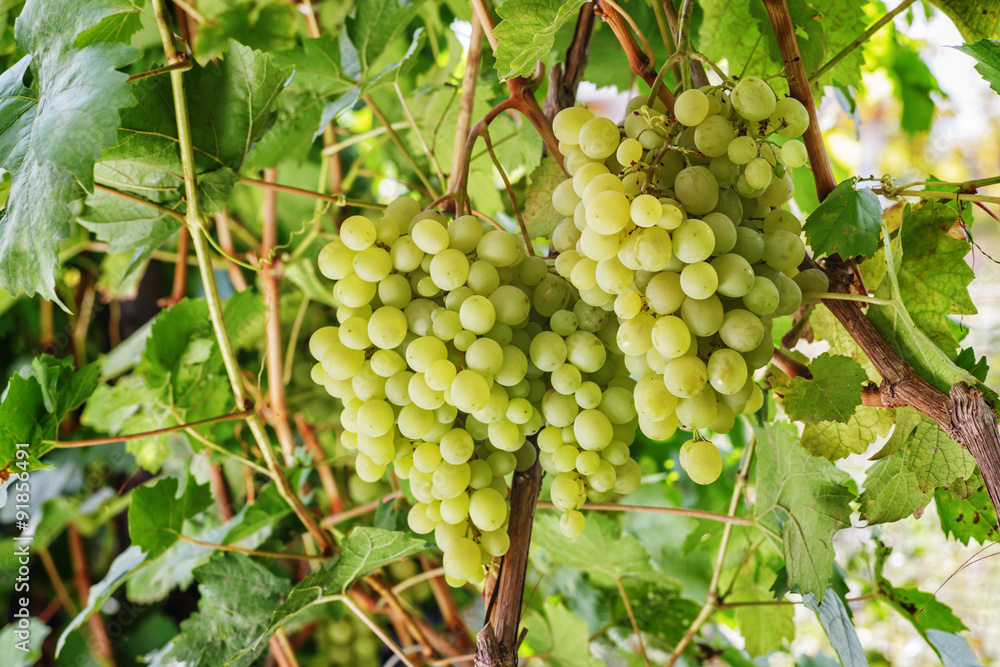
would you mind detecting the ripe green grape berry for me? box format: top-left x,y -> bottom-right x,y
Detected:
679,439 -> 723,484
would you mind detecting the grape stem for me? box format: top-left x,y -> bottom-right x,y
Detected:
594,0 -> 675,111
149,0 -> 333,553
536,501 -> 756,526
803,291 -> 893,306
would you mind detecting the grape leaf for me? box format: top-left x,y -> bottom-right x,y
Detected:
874,540 -> 980,665
619,578 -> 699,649
892,201 -> 976,353
346,0 -> 425,73
0,355 -> 100,475
128,476 -> 213,559
0,0 -> 139,302
522,599 -> 602,667
753,422 -> 854,600
165,552 -> 289,667
532,512 -> 652,587
803,586 -> 868,667
0,617 -> 48,665
95,40 -> 292,213
194,1 -> 299,65
858,410 -> 932,523
936,473 -> 999,546
802,179 -> 882,259
698,0 -> 772,87
800,408 -> 896,461
867,217 -> 979,394
888,35 -> 945,134
934,2 -> 1000,41
804,0 -> 867,92
523,157 -> 565,239
782,352 -> 867,424
906,412 -> 976,491
954,40 -> 1000,95
56,545 -> 149,656
731,574 -> 795,656
926,630 -> 984,667
493,0 -> 587,79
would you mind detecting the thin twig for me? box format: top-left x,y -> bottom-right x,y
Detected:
341,595 -> 419,667
94,183 -> 186,222
536,501 -> 756,526
68,525 -> 116,666
127,59 -> 193,82
215,209 -> 249,291
322,491 -> 403,526
616,577 -> 651,667
176,534 -> 328,561
396,82 -> 446,187
52,409 -> 254,448
237,176 -> 384,210
364,95 -> 439,198
295,413 -> 345,516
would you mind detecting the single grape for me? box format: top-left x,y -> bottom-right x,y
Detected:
730,76 -> 776,122
679,439 -> 723,484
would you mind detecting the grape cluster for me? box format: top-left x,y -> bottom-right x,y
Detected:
309,198 -> 641,584
550,76 -> 827,484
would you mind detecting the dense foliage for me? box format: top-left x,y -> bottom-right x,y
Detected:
1,0 -> 1000,665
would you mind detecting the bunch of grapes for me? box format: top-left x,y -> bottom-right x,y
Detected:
309,198 -> 641,584
549,76 -> 827,485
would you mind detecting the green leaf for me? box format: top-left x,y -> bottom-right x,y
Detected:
926,630 -> 984,667
532,512 -> 652,587
0,617 -> 48,664
803,586 -> 868,667
0,355 -> 100,472
858,411 -> 933,524
128,476 -> 213,559
166,552 -> 289,667
905,412 -> 976,491
523,157 -> 565,239
698,0 -> 772,88
893,201 -> 976,353
194,1 -> 299,65
731,574 -> 795,656
73,0 -> 143,48
782,352 -> 867,424
800,408 -> 896,461
493,0 -> 587,79
867,215 -> 979,394
1,0 -> 140,302
936,471 -> 999,545
954,39 -> 1000,94
95,40 -> 292,214
244,528 -> 427,653
522,598 -> 602,667
753,422 -> 854,600
619,578 -> 699,649
934,2 -> 1000,41
802,179 -> 882,259
325,527 -> 427,594
888,35 -> 944,134
803,0 -> 868,92
56,546 -> 149,656
75,188 -> 182,275
346,0 -> 425,74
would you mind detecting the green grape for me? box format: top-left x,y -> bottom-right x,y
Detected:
469,487 -> 508,531
719,309 -> 765,352
353,246 -> 392,282
575,381 -> 603,410
742,333 -> 775,371
338,317 -> 371,350
553,444 -> 579,472
711,253 -> 755,298
433,461 -> 472,499
356,399 -> 394,437
744,157 -> 773,190
588,460 -> 617,492
566,330 -> 607,372
573,161 -> 610,197
477,230 -> 521,267
634,373 -> 678,422
559,510 -> 586,538
673,166 -> 720,214
459,295 -> 497,334
651,315 -> 691,359
574,409 -> 614,451
680,294 -> 724,337
680,262 -> 719,299
694,115 -> 736,157
599,386 -> 638,424
780,139 -> 808,167
772,97 -> 809,138
579,117 -> 621,159
480,528 -> 511,557
710,155 -> 741,188
378,273 -> 412,308
340,215 -> 377,251
582,173 -> 625,203
679,439 -> 723,484
762,209 -> 801,235
550,473 -> 583,511
595,256 -> 635,294
553,106 -> 595,144
616,312 -> 654,356
631,194 -> 662,227
429,248 -> 470,291
334,274 -> 376,308
762,229 -> 806,272
466,337 -> 505,377
730,76 -> 776,121
794,268 -> 830,304
614,291 -> 643,319
727,135 -> 757,164
528,331 -> 568,372
451,370 -> 491,414
742,275 -> 780,316
355,453 -> 386,483
407,503 -> 436,534
586,190 -> 631,234
318,238 -> 357,281
633,227 -> 673,272
612,458 -> 643,494
447,214 -> 485,253
663,354 -> 708,398
543,389 -> 580,427
440,493 -> 471,524
674,88 -> 710,126
672,218 -> 714,263
657,200 -> 686,230
676,387 -> 718,430
708,348 -> 749,394
617,137 -> 644,165
443,537 -> 483,582
645,271 -> 685,315
733,226 -> 765,263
